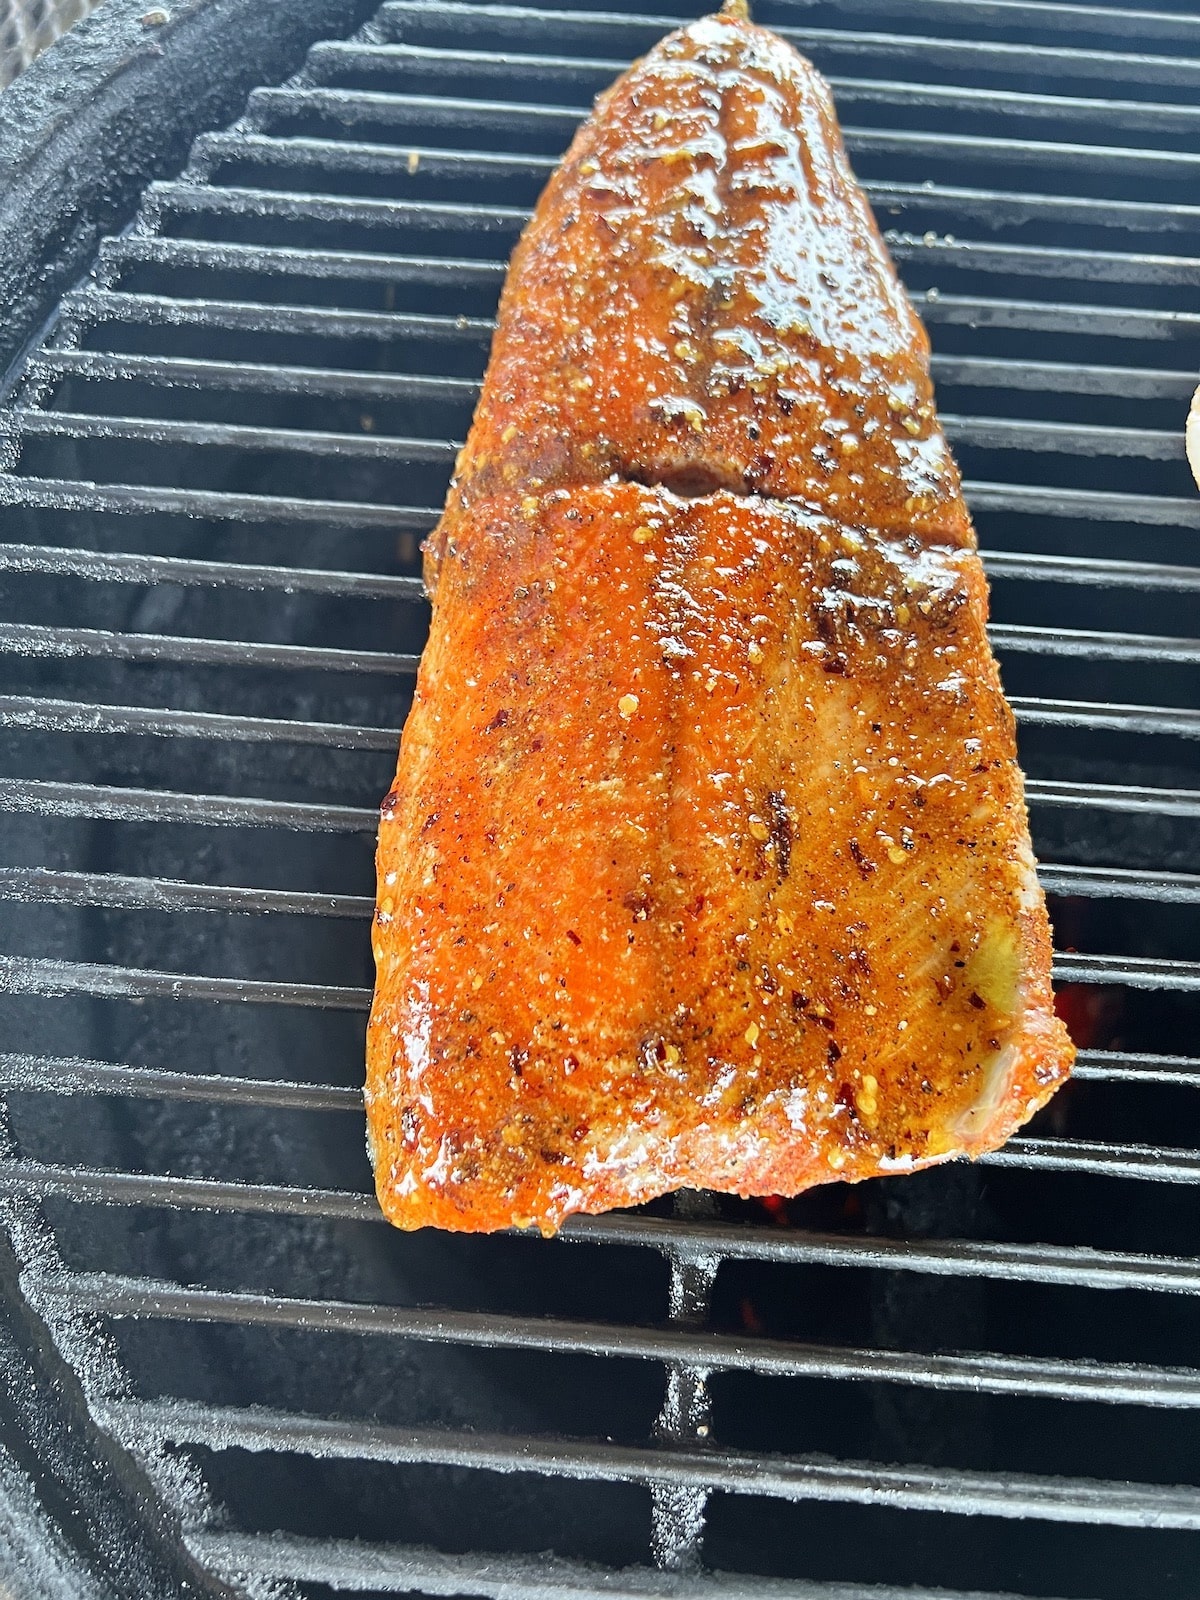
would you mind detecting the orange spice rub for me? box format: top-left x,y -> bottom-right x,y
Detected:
366,7 -> 1073,1233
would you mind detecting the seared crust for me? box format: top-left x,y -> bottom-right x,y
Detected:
427,13 -> 969,591
367,12 -> 1073,1234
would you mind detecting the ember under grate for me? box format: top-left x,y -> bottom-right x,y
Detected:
1,1 -> 1199,1596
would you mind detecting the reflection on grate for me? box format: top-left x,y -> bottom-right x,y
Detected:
1,0 -> 1200,1595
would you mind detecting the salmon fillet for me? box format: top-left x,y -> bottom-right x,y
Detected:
365,5 -> 1074,1233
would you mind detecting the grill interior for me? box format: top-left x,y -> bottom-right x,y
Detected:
0,0 -> 98,88
1,0 -> 1200,1595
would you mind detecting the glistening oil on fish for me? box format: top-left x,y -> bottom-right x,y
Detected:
365,2 -> 1074,1234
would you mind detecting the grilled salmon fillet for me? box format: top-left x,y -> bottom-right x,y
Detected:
366,5 -> 1074,1233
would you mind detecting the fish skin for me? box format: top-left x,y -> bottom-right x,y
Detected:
367,11 -> 1074,1234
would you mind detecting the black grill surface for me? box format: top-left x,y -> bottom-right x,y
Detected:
1,0 -> 1200,1596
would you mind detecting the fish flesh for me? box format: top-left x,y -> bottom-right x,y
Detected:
365,4 -> 1074,1233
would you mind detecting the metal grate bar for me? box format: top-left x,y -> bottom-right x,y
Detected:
1074,1050 -> 1200,1088
99,1397 -> 1200,1528
27,345 -> 1198,426
1027,779 -> 1200,817
6,1156 -> 1200,1291
0,861 -> 1191,919
0,543 -> 425,601
13,686 -> 1189,752
247,84 -> 576,135
0,777 -> 375,833
12,468 -> 1200,537
934,358 -> 1197,403
5,1140 -> 1200,1227
865,179 -> 1200,233
991,626 -> 1200,664
0,540 -> 1193,604
3,615 -> 1193,676
888,234 -> 1200,290
26,349 -> 479,404
0,547 -> 422,601
1010,696 -> 1200,739
759,0 -> 1200,47
12,411 -> 459,467
3,950 -> 1190,1007
0,540 -> 1195,609
983,552 -> 1200,592
0,1159 -> 378,1219
0,621 -> 419,677
204,51 -> 1200,151
649,1203 -> 714,1569
30,403 -> 1196,467
98,230 -> 1200,297
1051,953 -> 1200,989
170,123 -> 1200,234
572,1216 -> 1200,1294
377,0 -> 1200,57
959,410 -> 1172,458
65,289 -> 494,345
985,1139 -> 1200,1184
5,686 -> 1196,753
293,43 -> 1200,140
0,1054 -> 361,1110
0,867 -> 372,919
923,298 -> 1200,345
148,178 -> 527,232
0,954 -> 371,1009
1037,864 -> 1200,902
306,43 -> 1200,176
164,140 -> 548,192
0,476 -> 427,530
368,7 -> 1200,91
17,401 -> 1185,464
0,695 -> 398,749
0,772 -> 1189,837
183,1528 -> 1080,1600
10,1046 -> 1200,1105
39,1269 -> 1200,1408
98,234 -> 509,289
684,77 -> 1200,145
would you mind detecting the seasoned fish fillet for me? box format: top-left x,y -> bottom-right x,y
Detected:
366,6 -> 1074,1233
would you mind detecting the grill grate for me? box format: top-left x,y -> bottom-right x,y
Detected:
0,0 -> 100,87
2,0 -> 1200,1595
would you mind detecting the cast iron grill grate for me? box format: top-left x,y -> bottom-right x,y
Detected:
1,0 -> 1200,1595
0,0 -> 100,87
